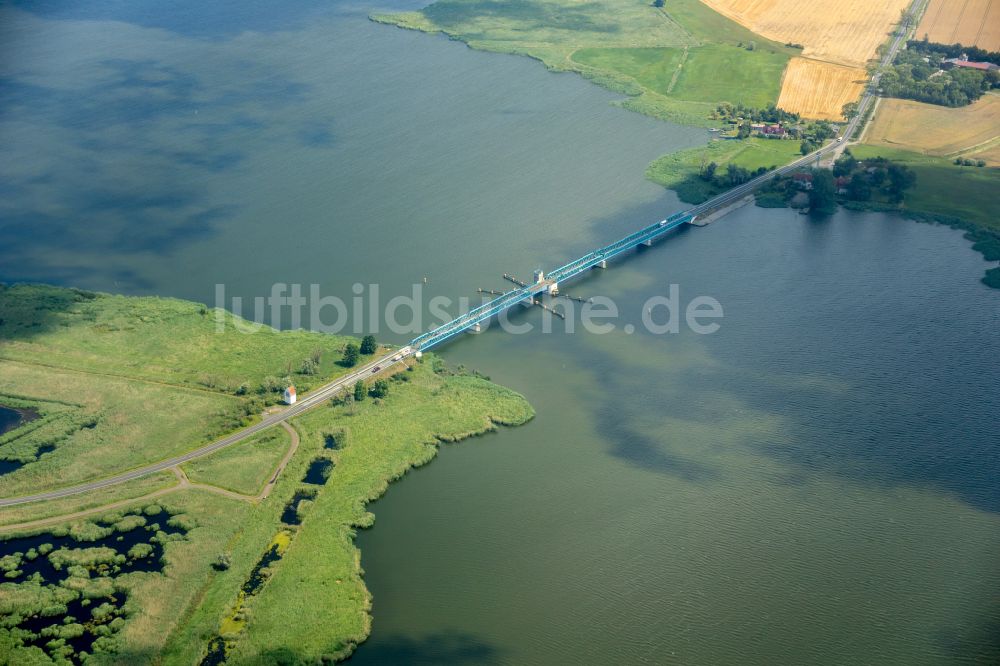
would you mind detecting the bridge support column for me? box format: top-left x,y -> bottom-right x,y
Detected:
594,260 -> 607,269
467,322 -> 482,334
641,239 -> 654,247
548,282 -> 559,296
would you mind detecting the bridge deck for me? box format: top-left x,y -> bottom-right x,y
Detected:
411,212 -> 693,350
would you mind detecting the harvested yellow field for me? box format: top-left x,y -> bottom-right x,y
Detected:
917,0 -> 1000,51
699,0 -> 912,67
776,58 -> 866,120
865,94 -> 1000,157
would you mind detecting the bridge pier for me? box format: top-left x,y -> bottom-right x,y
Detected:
548,282 -> 559,296
641,239 -> 654,247
467,322 -> 483,334
594,260 -> 607,269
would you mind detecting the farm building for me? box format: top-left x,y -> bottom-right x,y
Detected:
283,385 -> 297,405
792,172 -> 814,190
943,57 -> 999,71
750,123 -> 788,137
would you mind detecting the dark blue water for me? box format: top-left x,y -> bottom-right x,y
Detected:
0,406 -> 34,435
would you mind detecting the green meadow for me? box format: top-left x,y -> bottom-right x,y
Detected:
182,428 -> 293,496
0,284 -> 369,498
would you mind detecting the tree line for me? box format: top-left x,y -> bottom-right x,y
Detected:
711,102 -> 801,125
907,39 -> 1000,66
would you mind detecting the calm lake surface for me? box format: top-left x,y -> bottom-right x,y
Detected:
2,1 -> 999,665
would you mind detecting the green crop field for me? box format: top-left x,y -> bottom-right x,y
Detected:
572,47 -> 688,96
669,43 -> 788,107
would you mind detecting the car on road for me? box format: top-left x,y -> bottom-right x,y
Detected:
371,366 -> 380,373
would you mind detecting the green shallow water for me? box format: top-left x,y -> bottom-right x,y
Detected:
1,2 -> 999,664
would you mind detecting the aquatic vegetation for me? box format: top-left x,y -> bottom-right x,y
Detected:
0,506 -> 190,664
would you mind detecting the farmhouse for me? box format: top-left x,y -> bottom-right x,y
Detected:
835,176 -> 851,195
750,122 -> 788,138
283,385 -> 297,405
792,172 -> 814,190
943,56 -> 1000,72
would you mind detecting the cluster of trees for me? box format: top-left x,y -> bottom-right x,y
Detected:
831,151 -> 918,203
340,335 -> 378,368
808,171 -> 839,215
907,39 -> 1000,66
798,122 -> 838,154
351,378 -> 390,403
954,157 -> 988,167
879,48 -> 999,107
712,103 -> 801,125
762,152 -> 919,214
700,161 -> 770,187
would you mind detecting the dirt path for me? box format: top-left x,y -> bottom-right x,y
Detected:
0,422 -> 300,534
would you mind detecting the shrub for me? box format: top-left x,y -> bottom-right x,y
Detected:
212,553 -> 232,571
360,335 -> 378,355
369,379 -> 390,399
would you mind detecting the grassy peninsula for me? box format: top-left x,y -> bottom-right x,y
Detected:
0,284 -> 533,664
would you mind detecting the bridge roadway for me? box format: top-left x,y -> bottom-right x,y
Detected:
0,1 -> 921,507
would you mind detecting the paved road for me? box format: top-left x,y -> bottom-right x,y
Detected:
0,347 -> 413,507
